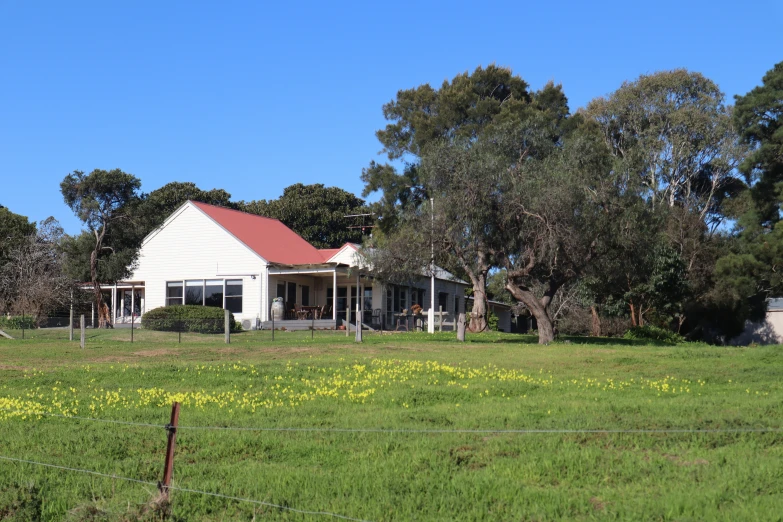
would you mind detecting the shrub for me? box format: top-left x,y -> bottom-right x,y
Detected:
487,308 -> 499,331
141,305 -> 240,334
0,315 -> 37,330
623,325 -> 686,345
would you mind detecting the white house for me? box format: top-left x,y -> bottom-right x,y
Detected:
105,201 -> 468,330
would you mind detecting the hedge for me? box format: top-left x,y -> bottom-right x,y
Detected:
141,305 -> 241,334
623,325 -> 686,345
0,316 -> 37,330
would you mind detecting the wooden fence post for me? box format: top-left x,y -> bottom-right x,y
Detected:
438,306 -> 443,333
457,313 -> 466,342
80,315 -> 85,349
159,402 -> 181,500
69,290 -> 74,342
346,305 -> 351,337
224,309 -> 230,344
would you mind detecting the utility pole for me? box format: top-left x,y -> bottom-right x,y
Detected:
428,198 -> 435,334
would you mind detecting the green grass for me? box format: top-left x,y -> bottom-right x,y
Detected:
0,330 -> 781,521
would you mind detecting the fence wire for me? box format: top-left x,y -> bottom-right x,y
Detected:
0,454 -> 373,522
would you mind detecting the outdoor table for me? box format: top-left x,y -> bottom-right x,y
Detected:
300,305 -> 320,319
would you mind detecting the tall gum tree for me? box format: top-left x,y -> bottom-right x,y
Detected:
494,123 -> 625,344
585,70 -> 748,334
362,65 -> 569,331
60,169 -> 142,327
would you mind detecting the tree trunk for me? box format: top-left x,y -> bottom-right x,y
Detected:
90,249 -> 110,329
467,272 -> 488,332
629,302 -> 637,327
505,283 -> 556,344
590,305 -> 601,337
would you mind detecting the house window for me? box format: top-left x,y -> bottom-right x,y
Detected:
414,289 -> 425,308
287,282 -> 296,306
185,281 -> 203,305
438,292 -> 449,311
301,285 -> 310,306
204,280 -> 223,308
276,282 -> 285,299
166,282 -> 183,306
225,280 -> 243,314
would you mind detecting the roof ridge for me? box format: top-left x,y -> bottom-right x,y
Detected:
189,201 -> 282,224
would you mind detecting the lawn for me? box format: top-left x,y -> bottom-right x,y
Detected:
0,330 -> 781,521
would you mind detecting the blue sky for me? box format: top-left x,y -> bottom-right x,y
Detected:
1,0 -> 781,234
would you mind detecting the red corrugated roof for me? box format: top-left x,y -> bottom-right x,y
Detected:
191,201 -> 327,265
318,248 -> 341,261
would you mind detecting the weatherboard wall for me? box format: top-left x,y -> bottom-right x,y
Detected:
129,202 -> 265,324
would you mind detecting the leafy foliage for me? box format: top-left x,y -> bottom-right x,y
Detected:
141,305 -> 239,334
733,60 -> 783,226
0,206 -> 36,264
623,325 -> 687,345
0,315 -> 37,330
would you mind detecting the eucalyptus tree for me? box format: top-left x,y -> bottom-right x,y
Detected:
586,70 -> 746,229
493,124 -> 629,343
361,65 -> 570,330
60,169 -> 143,326
585,70 -> 748,336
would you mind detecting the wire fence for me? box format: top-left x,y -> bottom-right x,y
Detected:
0,313 -> 435,344
2,403 -> 781,520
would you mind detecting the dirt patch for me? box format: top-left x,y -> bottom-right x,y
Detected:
0,364 -> 29,371
590,497 -> 607,511
132,349 -> 178,357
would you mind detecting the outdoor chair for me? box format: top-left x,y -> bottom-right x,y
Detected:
372,308 -> 381,326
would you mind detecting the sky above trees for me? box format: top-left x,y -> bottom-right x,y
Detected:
1,0 -> 780,233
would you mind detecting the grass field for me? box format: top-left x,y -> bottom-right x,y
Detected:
0,329 -> 781,521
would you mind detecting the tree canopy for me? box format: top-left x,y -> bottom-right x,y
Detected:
0,206 -> 36,265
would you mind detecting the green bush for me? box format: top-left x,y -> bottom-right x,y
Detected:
486,308 -> 499,331
0,315 -> 37,330
141,305 -> 240,334
623,325 -> 686,345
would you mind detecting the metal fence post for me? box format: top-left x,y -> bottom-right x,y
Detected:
271,307 -> 275,341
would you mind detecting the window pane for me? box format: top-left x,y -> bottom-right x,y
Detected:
363,288 -> 372,311
226,280 -> 242,296
166,282 -> 183,306
185,280 -> 203,306
438,292 -> 448,311
205,281 -> 223,308
301,285 -> 310,306
276,282 -> 285,298
226,296 -> 242,314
